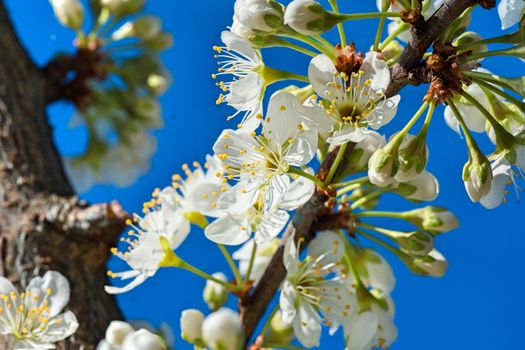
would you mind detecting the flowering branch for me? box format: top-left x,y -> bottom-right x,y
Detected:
239,0 -> 480,343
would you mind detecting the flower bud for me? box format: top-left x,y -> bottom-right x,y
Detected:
203,272 -> 228,311
180,309 -> 205,344
284,0 -> 341,36
234,0 -> 284,32
105,321 -> 134,346
395,171 -> 440,202
49,0 -> 84,30
121,329 -> 166,350
101,0 -> 145,18
396,133 -> 429,182
147,71 -> 172,95
264,310 -> 294,344
404,249 -> 448,277
463,154 -> 493,202
403,206 -> 460,234
202,308 -> 244,350
368,146 -> 399,188
141,33 -> 174,52
372,227 -> 434,256
379,40 -> 404,62
350,131 -> 387,172
112,16 -> 162,41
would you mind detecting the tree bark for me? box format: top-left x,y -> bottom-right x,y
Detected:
0,1 -> 125,348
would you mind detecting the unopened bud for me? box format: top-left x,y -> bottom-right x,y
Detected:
396,133 -> 429,182
284,0 -> 342,36
203,273 -> 228,311
403,249 -> 448,277
368,144 -> 399,188
395,171 -> 440,202
121,329 -> 166,350
234,0 -> 284,33
101,0 -> 145,18
105,321 -> 134,345
49,0 -> 84,30
202,308 -> 244,350
180,309 -> 205,344
265,310 -> 294,344
402,206 -> 460,234
112,16 -> 162,41
463,154 -> 493,202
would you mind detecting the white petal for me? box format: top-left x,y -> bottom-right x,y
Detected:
293,303 -> 322,348
361,51 -> 390,92
328,125 -> 368,145
264,91 -> 301,144
105,273 -> 150,295
362,249 -> 396,295
480,158 -> 512,209
27,271 -> 70,317
279,281 -> 297,324
498,0 -> 525,30
444,105 -> 462,135
0,276 -> 16,295
254,210 -> 289,244
369,95 -> 400,129
344,312 -> 378,350
41,311 -> 79,343
281,171 -> 315,210
308,54 -> 338,100
205,215 -> 251,245
220,30 -> 256,60
308,231 -> 345,264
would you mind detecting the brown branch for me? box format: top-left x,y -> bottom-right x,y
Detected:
240,0 -> 479,344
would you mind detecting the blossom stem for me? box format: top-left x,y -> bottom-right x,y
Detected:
460,90 -> 516,147
328,0 -> 347,46
280,40 -> 318,57
337,230 -> 363,287
355,211 -> 405,219
456,33 -> 519,50
178,260 -> 241,292
244,242 -> 258,284
324,143 -> 348,185
379,22 -> 409,50
374,17 -> 387,51
314,35 -> 335,51
355,229 -> 401,257
341,12 -> 403,21
284,33 -> 336,60
391,100 -> 429,145
288,167 -> 325,188
333,176 -> 370,188
411,0 -> 418,10
463,45 -> 525,62
463,71 -> 524,97
350,190 -> 384,210
217,244 -> 243,287
262,67 -> 310,84
471,77 -> 525,114
337,183 -> 363,196
396,0 -> 411,9
446,98 -> 482,152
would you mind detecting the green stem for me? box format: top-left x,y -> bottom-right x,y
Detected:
355,211 -> 405,219
374,17 -> 386,51
314,34 -> 335,51
286,33 -> 335,60
464,71 -> 524,97
341,12 -> 403,20
217,244 -> 243,287
179,261 -> 241,292
337,183 -> 363,196
281,40 -> 318,57
456,33 -> 519,50
263,67 -> 310,84
391,100 -> 430,145
446,98 -> 482,152
288,166 -> 325,188
379,22 -> 410,50
350,190 -> 384,210
262,343 -> 304,350
460,90 -> 515,143
355,229 -> 401,257
329,0 -> 347,46
463,45 -> 525,62
411,0 -> 418,10
333,176 -> 370,188
396,0 -> 411,9
324,143 -> 348,185
471,77 -> 525,114
244,242 -> 258,284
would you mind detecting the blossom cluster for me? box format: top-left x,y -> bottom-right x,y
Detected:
49,0 -> 172,192
49,0 -> 525,349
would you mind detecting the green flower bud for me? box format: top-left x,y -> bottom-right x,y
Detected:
380,40 -> 404,63
203,273 -> 228,311
284,0 -> 343,36
368,145 -> 400,188
101,0 -> 145,18
49,0 -> 84,31
112,16 -> 162,41
396,133 -> 429,183
402,249 -> 448,277
402,206 -> 460,234
180,309 -> 205,345
234,0 -> 284,33
463,152 -> 493,202
141,32 -> 174,52
264,311 -> 294,344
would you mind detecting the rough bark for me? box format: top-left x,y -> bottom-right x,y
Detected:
240,0 -> 479,343
0,1 -> 125,348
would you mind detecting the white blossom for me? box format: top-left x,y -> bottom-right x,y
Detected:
284,0 -> 328,36
121,329 -> 166,350
213,31 -> 265,131
307,52 -> 400,145
0,271 -> 78,349
232,238 -> 279,284
280,231 -> 356,347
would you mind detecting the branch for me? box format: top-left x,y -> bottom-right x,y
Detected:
240,0 -> 479,343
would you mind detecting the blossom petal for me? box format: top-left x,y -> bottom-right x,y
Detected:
27,271 -> 70,317
205,215 -> 251,245
254,210 -> 289,244
361,51 -> 390,92
344,312 -> 378,350
41,311 -> 79,343
293,303 -> 322,348
308,54 -> 338,100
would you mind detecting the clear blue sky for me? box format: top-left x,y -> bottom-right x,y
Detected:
6,0 -> 523,349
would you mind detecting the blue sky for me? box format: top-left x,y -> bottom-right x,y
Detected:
6,0 -> 524,349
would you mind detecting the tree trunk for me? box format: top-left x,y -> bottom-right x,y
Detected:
0,1 -> 124,348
